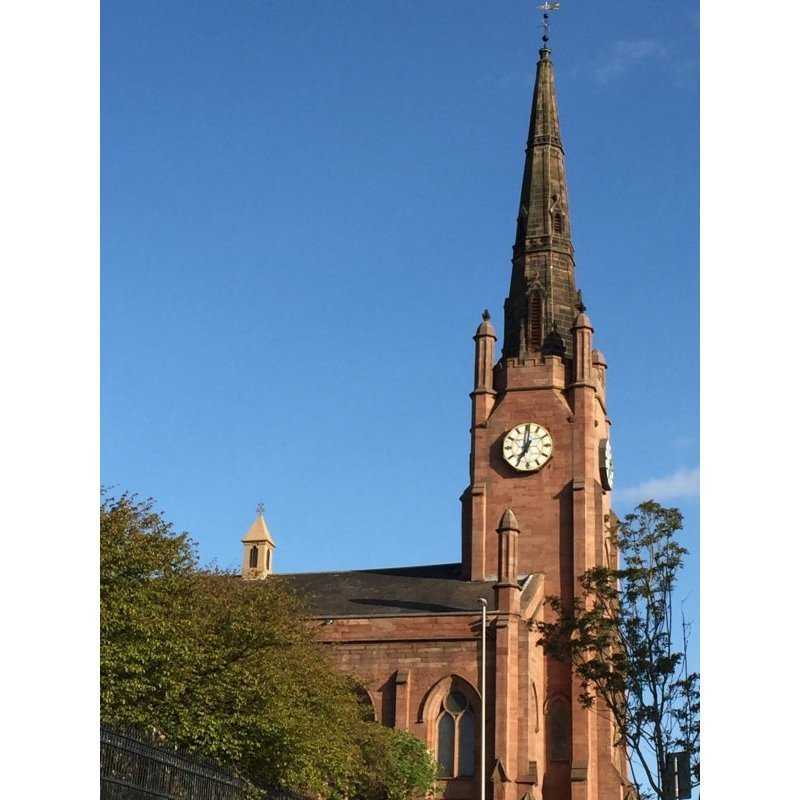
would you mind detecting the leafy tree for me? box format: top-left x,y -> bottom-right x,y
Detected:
537,501 -> 699,800
101,490 -> 197,723
101,491 -> 437,799
355,725 -> 440,800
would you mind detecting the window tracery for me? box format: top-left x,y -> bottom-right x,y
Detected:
435,690 -> 476,778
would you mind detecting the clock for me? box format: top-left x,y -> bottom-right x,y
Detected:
502,422 -> 554,472
599,438 -> 614,491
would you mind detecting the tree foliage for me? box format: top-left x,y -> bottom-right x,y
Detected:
101,491 -> 437,800
355,725 -> 439,800
537,501 -> 699,800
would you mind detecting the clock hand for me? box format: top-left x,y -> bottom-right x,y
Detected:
516,439 -> 531,465
516,429 -> 529,465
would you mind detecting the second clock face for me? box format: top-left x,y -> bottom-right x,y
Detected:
599,438 -> 614,491
502,422 -> 554,472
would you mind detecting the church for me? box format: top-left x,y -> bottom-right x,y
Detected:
238,33 -> 625,800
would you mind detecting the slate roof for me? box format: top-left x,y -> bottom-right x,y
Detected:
276,562 -> 498,618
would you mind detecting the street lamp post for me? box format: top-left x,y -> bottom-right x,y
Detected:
479,598 -> 487,800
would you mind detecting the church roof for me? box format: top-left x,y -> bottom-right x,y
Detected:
276,563 -> 498,617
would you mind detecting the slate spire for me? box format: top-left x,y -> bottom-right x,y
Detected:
503,45 -> 581,361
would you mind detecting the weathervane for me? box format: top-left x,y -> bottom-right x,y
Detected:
537,1 -> 561,46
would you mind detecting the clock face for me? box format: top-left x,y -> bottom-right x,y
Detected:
502,422 -> 554,472
599,438 -> 614,490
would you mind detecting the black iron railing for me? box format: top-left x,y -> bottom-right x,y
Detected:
100,725 -> 250,800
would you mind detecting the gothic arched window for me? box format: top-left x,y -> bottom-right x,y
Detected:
249,545 -> 258,569
353,685 -> 377,722
553,211 -> 564,234
547,695 -> 571,763
436,690 -> 476,778
266,549 -> 271,571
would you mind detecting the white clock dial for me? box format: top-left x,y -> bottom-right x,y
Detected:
502,422 -> 554,472
599,438 -> 614,490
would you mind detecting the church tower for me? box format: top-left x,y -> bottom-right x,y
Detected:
461,41 -> 613,585
241,506 -> 276,580
461,41 -> 617,798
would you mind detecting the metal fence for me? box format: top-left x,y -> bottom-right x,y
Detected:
100,726 -> 251,800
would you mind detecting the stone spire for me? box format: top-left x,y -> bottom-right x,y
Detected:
496,508 -> 520,587
503,45 -> 580,361
471,309 -> 497,428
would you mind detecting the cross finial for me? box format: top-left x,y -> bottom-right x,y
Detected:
537,1 -> 561,47
256,502 -> 265,515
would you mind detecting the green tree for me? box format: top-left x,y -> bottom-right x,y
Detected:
100,490 -> 197,723
356,725 -> 439,800
101,491 -> 437,799
537,501 -> 699,800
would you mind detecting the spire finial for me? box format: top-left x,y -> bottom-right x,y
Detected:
482,309 -> 491,321
256,502 -> 265,515
576,290 -> 586,314
538,1 -> 560,48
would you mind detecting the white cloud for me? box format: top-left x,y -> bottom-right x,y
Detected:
615,466 -> 699,505
594,39 -> 669,84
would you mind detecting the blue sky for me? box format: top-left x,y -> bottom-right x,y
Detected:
101,0 -> 698,630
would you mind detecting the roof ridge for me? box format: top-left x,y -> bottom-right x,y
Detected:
274,562 -> 461,578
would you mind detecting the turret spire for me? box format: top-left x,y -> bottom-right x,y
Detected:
503,38 -> 581,361
241,506 -> 276,580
